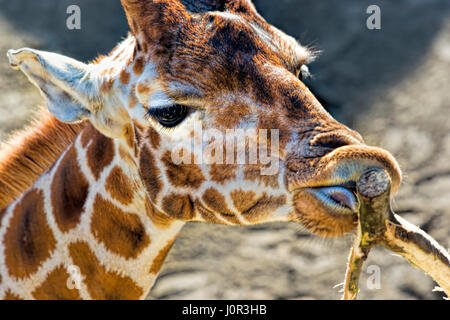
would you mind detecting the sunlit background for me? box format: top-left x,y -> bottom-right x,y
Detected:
0,0 -> 449,299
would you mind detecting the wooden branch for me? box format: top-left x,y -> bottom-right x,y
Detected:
342,168 -> 450,300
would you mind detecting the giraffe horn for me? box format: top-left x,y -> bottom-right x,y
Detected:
120,0 -> 189,39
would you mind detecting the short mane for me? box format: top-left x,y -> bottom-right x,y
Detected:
0,107 -> 85,210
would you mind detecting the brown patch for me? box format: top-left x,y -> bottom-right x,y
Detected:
214,103 -> 251,128
136,82 -> 152,105
133,119 -> 146,132
241,193 -> 287,223
258,113 -> 290,149
128,84 -> 139,109
105,167 -> 135,205
139,146 -> 162,202
161,193 -> 194,221
149,237 -> 177,274
202,188 -> 240,224
51,144 -> 89,232
133,57 -> 145,75
145,198 -> 174,229
99,79 -> 115,94
196,200 -> 227,224
85,126 -> 115,180
0,108 -> 85,211
0,208 -> 6,228
162,151 -> 205,189
119,70 -> 131,85
4,189 -> 57,279
137,83 -> 151,95
32,266 -> 82,300
230,190 -> 257,213
3,290 -> 23,300
69,241 -> 143,299
91,195 -> 150,259
80,124 -> 92,148
119,145 -> 137,167
244,164 -> 280,188
146,127 -> 161,149
142,42 -> 149,53
210,164 -> 237,184
123,123 -> 136,150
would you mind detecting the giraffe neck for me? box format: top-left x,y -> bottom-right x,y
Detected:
0,108 -> 85,211
0,124 -> 185,300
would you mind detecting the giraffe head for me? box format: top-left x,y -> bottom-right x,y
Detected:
7,0 -> 401,237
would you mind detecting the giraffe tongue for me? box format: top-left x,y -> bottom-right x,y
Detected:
311,186 -> 358,212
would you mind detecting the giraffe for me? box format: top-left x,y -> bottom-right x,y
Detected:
0,0 -> 402,300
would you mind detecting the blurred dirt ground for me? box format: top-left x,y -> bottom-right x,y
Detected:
0,0 -> 448,299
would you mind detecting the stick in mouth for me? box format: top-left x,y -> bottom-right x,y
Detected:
343,168 -> 450,300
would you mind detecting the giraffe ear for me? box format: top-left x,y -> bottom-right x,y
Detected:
7,48 -> 95,124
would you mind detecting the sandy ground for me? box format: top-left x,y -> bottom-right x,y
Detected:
0,0 -> 448,300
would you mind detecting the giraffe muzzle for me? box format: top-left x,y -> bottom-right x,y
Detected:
287,144 -> 402,194
287,144 -> 401,237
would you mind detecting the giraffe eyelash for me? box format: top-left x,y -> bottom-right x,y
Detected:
144,111 -> 179,134
144,104 -> 193,129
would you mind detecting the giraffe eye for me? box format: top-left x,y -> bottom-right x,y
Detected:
147,105 -> 188,128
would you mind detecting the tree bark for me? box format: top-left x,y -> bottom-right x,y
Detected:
343,169 -> 450,300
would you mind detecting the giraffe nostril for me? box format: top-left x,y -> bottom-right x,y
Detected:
309,132 -> 355,154
314,139 -> 349,150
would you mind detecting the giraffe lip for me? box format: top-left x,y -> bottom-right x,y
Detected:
307,183 -> 358,213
